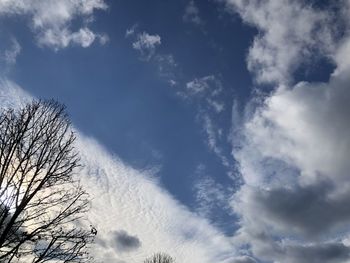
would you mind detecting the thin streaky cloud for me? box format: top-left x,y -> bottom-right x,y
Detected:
0,79 -> 238,263
3,38 -> 21,65
183,1 -> 204,26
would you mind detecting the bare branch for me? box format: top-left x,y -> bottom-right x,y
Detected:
144,253 -> 176,263
0,100 -> 95,263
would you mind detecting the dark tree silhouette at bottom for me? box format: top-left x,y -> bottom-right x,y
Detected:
144,253 -> 175,263
0,101 -> 95,262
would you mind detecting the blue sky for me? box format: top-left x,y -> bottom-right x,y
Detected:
1,1 -> 350,263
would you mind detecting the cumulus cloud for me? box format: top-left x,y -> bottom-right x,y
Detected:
0,0 -> 108,49
0,78 -> 237,263
231,64 -> 350,261
224,0 -> 350,262
223,0 -> 336,85
283,242 -> 350,263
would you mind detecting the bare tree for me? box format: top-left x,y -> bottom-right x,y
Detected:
144,253 -> 175,263
0,100 -> 95,262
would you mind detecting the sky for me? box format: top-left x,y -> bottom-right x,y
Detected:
1,0 -> 350,262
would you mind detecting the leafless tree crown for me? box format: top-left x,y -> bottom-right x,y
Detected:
0,101 -> 95,262
144,253 -> 175,263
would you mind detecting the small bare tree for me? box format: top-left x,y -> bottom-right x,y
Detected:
0,100 -> 95,262
144,253 -> 175,263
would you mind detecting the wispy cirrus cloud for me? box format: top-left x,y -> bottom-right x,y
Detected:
0,79 -> 238,263
193,164 -> 232,221
183,75 -> 234,173
126,27 -> 162,61
183,75 -> 237,220
0,38 -> 21,74
133,33 -> 161,53
127,30 -> 236,212
78,136 -> 236,263
125,26 -> 235,223
0,0 -> 108,50
126,26 -> 178,82
183,1 -> 204,27
3,38 -> 21,66
185,75 -> 225,113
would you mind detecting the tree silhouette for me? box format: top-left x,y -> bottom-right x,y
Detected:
144,253 -> 175,263
0,100 -> 95,262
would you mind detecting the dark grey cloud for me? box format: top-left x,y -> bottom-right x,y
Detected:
230,256 -> 257,263
244,230 -> 350,263
112,230 -> 141,252
285,242 -> 350,263
95,236 -> 107,248
252,180 -> 350,237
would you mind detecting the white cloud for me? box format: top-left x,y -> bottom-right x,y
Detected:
193,165 -> 231,220
125,24 -> 138,38
3,38 -> 21,65
0,79 -> 31,108
201,114 -> 230,168
131,32 -> 162,61
126,30 -> 231,175
127,41 -> 231,173
183,76 -> 232,169
186,75 -> 222,97
333,35 -> 350,76
0,78 -> 238,263
223,0 -> 335,85
154,54 -> 178,78
98,33 -> 110,45
126,26 -> 177,81
207,98 -> 225,113
226,1 -> 350,262
186,77 -> 209,94
183,1 -> 204,26
37,27 -> 101,49
0,0 -> 108,49
185,75 -> 225,114
78,136 -> 236,263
